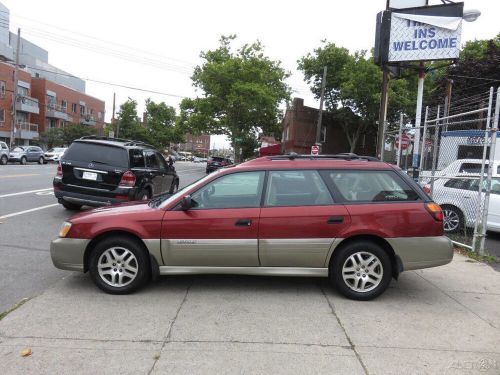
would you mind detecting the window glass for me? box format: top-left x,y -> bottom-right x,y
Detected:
190,171 -> 265,209
265,170 -> 333,207
444,178 -> 472,190
326,170 -> 420,202
156,153 -> 167,170
469,177 -> 500,195
63,142 -> 128,167
145,151 -> 159,169
129,149 -> 145,168
459,163 -> 486,174
490,178 -> 500,195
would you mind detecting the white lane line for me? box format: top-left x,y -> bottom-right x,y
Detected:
0,188 -> 52,198
0,203 -> 59,220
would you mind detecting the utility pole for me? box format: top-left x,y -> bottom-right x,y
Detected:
376,70 -> 390,159
10,28 -> 21,148
315,66 -> 327,149
112,92 -> 117,137
412,62 -> 426,179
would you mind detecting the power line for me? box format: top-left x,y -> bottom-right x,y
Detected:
448,74 -> 500,82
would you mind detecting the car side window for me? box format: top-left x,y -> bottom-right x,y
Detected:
265,170 -> 333,207
190,171 -> 265,209
156,153 -> 168,171
444,178 -> 472,190
145,151 -> 159,169
326,170 -> 420,202
130,149 -> 145,168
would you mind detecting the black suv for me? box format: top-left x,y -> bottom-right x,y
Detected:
206,156 -> 232,174
53,137 -> 179,210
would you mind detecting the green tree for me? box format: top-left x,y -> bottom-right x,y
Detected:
61,123 -> 96,145
39,127 -> 63,149
178,35 -> 291,161
145,99 -> 183,149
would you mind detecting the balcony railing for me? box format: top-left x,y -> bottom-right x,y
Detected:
80,115 -> 97,126
46,102 -> 72,121
15,122 -> 39,140
15,95 -> 40,115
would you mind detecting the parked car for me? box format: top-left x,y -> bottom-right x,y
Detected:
53,136 -> 179,210
424,175 -> 500,233
51,153 -> 452,300
44,147 -> 67,163
9,145 -> 45,164
420,159 -> 500,183
206,156 -> 232,173
0,141 -> 8,165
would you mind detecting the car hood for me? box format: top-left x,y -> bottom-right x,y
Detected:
69,201 -> 155,221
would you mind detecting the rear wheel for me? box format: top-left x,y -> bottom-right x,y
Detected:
169,179 -> 179,194
136,189 -> 151,201
61,201 -> 82,210
442,205 -> 464,233
0,155 -> 7,165
20,156 -> 27,165
89,236 -> 150,294
38,156 -> 44,164
330,241 -> 392,301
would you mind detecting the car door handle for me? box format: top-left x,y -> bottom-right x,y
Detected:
464,196 -> 471,199
327,216 -> 344,224
235,219 -> 252,226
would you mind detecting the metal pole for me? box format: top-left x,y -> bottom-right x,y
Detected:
412,62 -> 426,178
419,106 -> 429,171
472,87 -> 494,253
430,105 -> 441,197
10,28 -> 21,148
315,66 -> 327,148
396,113 -> 403,167
478,87 -> 500,255
377,70 -> 390,159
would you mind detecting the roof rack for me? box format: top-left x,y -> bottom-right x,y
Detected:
79,136 -> 155,149
267,152 -> 379,162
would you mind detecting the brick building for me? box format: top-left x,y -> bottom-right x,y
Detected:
176,134 -> 211,156
281,98 -> 376,156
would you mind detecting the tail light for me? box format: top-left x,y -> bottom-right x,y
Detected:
56,162 -> 62,177
423,184 -> 432,195
119,171 -> 136,187
425,202 -> 443,222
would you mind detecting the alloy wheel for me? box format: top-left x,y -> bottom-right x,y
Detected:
342,251 -> 383,293
443,208 -> 460,232
97,247 -> 139,287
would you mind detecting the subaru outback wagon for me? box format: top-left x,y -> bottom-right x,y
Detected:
51,154 -> 452,300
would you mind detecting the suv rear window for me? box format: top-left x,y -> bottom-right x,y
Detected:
63,142 -> 129,168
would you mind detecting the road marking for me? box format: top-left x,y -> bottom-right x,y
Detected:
0,188 -> 52,198
0,173 -> 40,178
0,204 -> 59,220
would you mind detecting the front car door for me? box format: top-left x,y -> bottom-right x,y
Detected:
144,151 -> 163,196
161,171 -> 265,266
156,152 -> 173,193
259,169 -> 351,268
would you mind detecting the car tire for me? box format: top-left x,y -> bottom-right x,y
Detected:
441,205 -> 464,233
136,189 -> 151,201
38,156 -> 44,164
169,179 -> 179,194
61,201 -> 82,210
329,241 -> 392,301
0,155 -> 7,165
89,236 -> 150,294
20,156 -> 27,165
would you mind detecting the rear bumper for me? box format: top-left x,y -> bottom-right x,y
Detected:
386,236 -> 453,271
50,237 -> 89,272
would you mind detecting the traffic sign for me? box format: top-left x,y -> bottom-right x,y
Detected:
395,134 -> 410,150
311,145 -> 319,155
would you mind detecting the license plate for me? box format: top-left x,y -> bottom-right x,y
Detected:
82,171 -> 98,180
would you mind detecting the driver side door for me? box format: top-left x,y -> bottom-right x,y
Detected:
161,171 -> 265,267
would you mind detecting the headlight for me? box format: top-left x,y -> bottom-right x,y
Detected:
59,222 -> 72,237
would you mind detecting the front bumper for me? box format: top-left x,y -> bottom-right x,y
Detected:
387,236 -> 454,271
50,237 -> 90,272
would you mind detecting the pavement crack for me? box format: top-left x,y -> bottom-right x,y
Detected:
148,279 -> 193,374
0,244 -> 48,253
320,283 -> 370,375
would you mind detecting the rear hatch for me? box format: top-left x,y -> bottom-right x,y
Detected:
60,141 -> 129,192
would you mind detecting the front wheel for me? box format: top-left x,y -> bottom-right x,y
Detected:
89,236 -> 150,294
0,155 -> 7,165
330,241 -> 392,301
38,156 -> 44,164
20,157 -> 27,165
442,205 -> 464,233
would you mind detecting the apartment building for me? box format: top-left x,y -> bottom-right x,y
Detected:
176,134 -> 211,156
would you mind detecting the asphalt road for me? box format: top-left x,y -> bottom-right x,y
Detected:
0,161 -> 207,313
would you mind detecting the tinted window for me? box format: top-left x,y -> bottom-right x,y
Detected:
129,149 -> 145,168
156,153 -> 167,170
459,163 -> 486,174
145,151 -> 159,169
63,142 -> 128,168
469,177 -> 500,195
265,170 -> 333,207
190,171 -> 265,209
326,170 -> 420,202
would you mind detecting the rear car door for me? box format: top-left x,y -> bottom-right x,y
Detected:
156,152 -> 173,193
144,151 -> 164,196
259,169 -> 350,267
161,171 -> 265,266
26,147 -> 38,161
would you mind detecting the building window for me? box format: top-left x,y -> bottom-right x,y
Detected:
90,108 -> 94,115
80,105 -> 85,115
0,109 -> 5,124
17,86 -> 28,96
0,81 -> 5,98
72,103 -> 77,113
98,111 -> 102,120
61,100 -> 67,111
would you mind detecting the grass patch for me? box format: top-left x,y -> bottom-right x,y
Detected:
0,298 -> 30,321
455,247 -> 499,264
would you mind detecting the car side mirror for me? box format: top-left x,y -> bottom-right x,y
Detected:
181,195 -> 193,210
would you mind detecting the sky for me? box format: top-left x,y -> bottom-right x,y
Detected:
3,0 -> 499,148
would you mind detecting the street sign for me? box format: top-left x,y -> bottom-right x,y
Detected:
311,145 -> 319,155
396,134 -> 410,150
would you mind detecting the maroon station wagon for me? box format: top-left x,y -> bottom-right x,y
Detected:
51,154 -> 452,300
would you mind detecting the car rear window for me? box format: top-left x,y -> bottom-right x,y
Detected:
63,142 -> 129,168
325,170 -> 420,202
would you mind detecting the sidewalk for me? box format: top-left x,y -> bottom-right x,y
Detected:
0,252 -> 499,374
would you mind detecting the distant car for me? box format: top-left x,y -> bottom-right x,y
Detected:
0,141 -> 8,165
206,156 -> 232,173
53,136 -> 179,210
9,146 -> 45,165
44,147 -> 67,163
193,157 -> 202,163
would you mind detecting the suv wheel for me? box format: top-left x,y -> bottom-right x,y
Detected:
136,189 -> 151,201
0,155 -> 7,165
330,241 -> 392,301
442,205 -> 464,233
38,156 -> 44,164
20,156 -> 27,165
89,236 -> 150,294
61,202 -> 82,210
